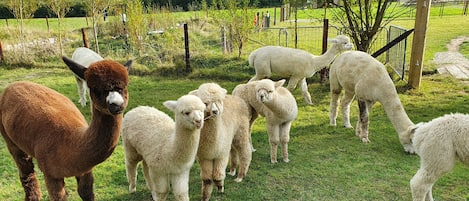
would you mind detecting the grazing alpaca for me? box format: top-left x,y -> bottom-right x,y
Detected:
248,35 -> 353,105
189,83 -> 252,201
410,113 -> 469,201
0,57 -> 130,201
233,79 -> 298,163
71,47 -> 103,107
329,50 -> 415,153
122,95 -> 205,201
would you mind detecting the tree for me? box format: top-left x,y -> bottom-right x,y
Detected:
331,0 -> 409,52
43,0 -> 73,56
83,0 -> 112,54
5,0 -> 39,35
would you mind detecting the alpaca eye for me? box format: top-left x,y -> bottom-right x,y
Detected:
183,111 -> 190,115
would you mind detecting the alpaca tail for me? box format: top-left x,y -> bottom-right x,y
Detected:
248,51 -> 256,67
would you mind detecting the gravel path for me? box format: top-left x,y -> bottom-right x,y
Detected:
434,36 -> 469,79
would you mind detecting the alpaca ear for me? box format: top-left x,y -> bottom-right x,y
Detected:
275,79 -> 286,88
188,89 -> 198,96
123,60 -> 132,72
163,100 -> 178,112
62,56 -> 87,80
328,38 -> 339,44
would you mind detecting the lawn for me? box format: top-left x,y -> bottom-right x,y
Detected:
0,4 -> 469,201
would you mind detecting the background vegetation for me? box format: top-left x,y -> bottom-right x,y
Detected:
0,2 -> 468,201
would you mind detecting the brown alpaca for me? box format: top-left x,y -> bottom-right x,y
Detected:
0,57 -> 131,201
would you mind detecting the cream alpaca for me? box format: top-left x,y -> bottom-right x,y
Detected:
329,50 -> 415,153
0,57 -> 130,200
71,47 -> 104,107
410,113 -> 469,201
233,79 -> 298,163
189,83 -> 252,201
121,95 -> 205,201
248,35 -> 353,105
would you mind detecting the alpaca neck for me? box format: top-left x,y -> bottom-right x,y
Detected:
81,108 -> 122,167
312,44 -> 341,70
172,125 -> 200,163
381,97 -> 414,135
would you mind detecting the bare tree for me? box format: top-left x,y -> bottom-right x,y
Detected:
331,0 -> 410,52
43,0 -> 73,56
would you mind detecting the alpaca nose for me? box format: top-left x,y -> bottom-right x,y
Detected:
195,119 -> 203,129
108,103 -> 123,114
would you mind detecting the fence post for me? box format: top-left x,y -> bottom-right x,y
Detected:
81,28 -> 89,48
320,18 -> 329,83
46,15 -> 50,32
184,23 -> 191,73
0,40 -> 4,63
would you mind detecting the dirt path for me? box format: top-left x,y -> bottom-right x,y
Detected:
434,36 -> 469,79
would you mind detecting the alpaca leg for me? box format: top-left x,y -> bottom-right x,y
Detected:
286,77 -> 301,92
123,144 -> 142,193
231,132 -> 252,182
356,100 -> 370,143
341,91 -> 355,128
267,123 -> 280,164
199,160 -> 214,201
213,157 -> 229,193
44,176 -> 67,201
171,171 -> 190,201
142,160 -> 152,191
149,171 -> 169,201
76,76 -> 87,107
410,168 -> 442,201
228,147 -> 239,177
299,78 -> 313,105
329,88 -> 341,126
249,65 -> 271,82
280,122 -> 292,163
249,112 -> 259,152
76,172 -> 95,201
3,139 -> 41,201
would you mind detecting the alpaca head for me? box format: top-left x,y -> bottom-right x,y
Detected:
189,83 -> 227,120
62,56 -> 131,115
255,79 -> 286,103
329,35 -> 353,52
164,95 -> 206,129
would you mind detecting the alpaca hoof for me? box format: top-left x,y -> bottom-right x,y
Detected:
234,178 -> 243,183
129,186 -> 136,194
217,186 -> 224,193
283,158 -> 290,163
344,124 -> 353,129
270,159 -> 278,164
251,147 -> 257,152
228,170 -> 236,176
361,137 -> 370,143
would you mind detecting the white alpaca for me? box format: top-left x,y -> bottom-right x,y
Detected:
329,50 -> 415,153
71,47 -> 103,107
248,35 -> 353,105
233,79 -> 298,163
410,113 -> 469,201
121,95 -> 206,201
189,83 -> 252,201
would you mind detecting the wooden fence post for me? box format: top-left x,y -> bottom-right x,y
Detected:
184,23 -> 191,73
0,40 -> 4,63
81,28 -> 89,48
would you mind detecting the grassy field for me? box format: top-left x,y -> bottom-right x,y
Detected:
0,5 -> 469,201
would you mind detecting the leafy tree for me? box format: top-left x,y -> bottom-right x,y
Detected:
331,0 -> 410,52
4,0 -> 39,34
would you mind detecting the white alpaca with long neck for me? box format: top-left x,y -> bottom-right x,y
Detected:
122,95 -> 205,201
329,50 -> 415,153
248,35 -> 353,105
0,57 -> 130,200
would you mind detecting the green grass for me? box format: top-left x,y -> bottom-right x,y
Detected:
1,65 -> 469,200
1,5 -> 469,201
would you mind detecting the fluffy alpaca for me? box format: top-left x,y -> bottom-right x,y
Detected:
121,95 -> 205,201
329,50 -> 415,153
71,47 -> 104,107
410,113 -> 469,201
189,83 -> 252,201
233,79 -> 298,163
0,57 -> 130,201
248,35 -> 353,105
